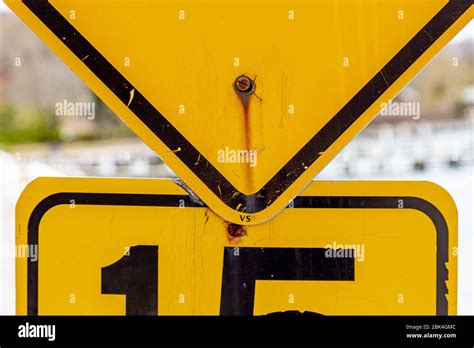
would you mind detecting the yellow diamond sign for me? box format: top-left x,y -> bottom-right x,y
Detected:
6,0 -> 472,224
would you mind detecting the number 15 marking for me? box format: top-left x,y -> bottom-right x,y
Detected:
102,245 -> 355,315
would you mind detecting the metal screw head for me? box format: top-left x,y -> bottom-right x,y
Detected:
234,75 -> 255,94
227,223 -> 247,237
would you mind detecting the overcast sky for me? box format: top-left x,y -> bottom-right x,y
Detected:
0,2 -> 472,43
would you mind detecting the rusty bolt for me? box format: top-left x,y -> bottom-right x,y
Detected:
227,223 -> 247,238
234,75 -> 254,94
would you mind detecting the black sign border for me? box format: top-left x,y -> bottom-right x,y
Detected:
26,192 -> 449,315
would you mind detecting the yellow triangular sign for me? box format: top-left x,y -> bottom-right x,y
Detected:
6,0 -> 472,224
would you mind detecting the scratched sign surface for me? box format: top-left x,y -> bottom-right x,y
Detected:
17,178 -> 457,315
6,0 -> 472,224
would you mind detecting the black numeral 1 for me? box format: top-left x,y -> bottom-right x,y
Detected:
101,245 -> 158,315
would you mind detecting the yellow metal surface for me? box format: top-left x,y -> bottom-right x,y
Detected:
16,178 -> 457,315
6,0 -> 472,225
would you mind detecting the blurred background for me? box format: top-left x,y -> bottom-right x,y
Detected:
0,3 -> 472,315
